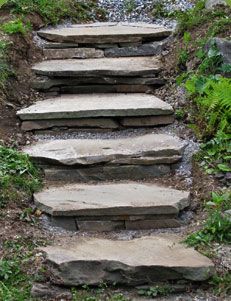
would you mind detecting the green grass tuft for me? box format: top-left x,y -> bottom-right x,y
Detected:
0,145 -> 42,208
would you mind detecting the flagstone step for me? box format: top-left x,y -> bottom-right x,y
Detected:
32,57 -> 161,78
23,134 -> 184,182
38,22 -> 172,44
17,94 -> 174,131
40,235 -> 214,286
23,133 -> 184,167
34,183 -> 190,231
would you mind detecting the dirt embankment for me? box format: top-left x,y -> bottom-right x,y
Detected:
0,10 -> 45,146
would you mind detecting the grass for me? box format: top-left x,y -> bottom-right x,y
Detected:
0,145 -> 42,208
3,0 -> 106,25
0,40 -> 11,90
0,237 -> 46,301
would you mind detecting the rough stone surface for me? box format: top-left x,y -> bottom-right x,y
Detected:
44,164 -> 172,182
205,0 -> 227,9
41,235 -> 214,286
32,57 -> 161,77
23,134 -> 184,166
77,220 -> 125,231
21,118 -> 119,131
31,283 -> 72,299
59,84 -> 156,94
38,23 -> 172,44
17,94 -> 174,120
213,38 -> 231,64
104,41 -> 167,57
121,115 -> 175,127
33,77 -> 165,92
125,219 -> 181,230
43,42 -> 79,49
34,183 -> 190,217
43,48 -> 104,59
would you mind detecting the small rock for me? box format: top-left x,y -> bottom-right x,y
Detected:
205,0 -> 227,9
31,283 -> 72,299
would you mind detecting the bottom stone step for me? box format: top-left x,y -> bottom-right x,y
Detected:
34,183 -> 190,231
41,235 -> 214,286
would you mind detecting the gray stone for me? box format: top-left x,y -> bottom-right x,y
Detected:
32,57 -> 161,77
213,38 -> 231,64
43,48 -> 104,59
104,41 -> 167,58
121,115 -> 175,127
44,164 -> 172,182
50,216 -> 77,231
31,283 -> 72,299
23,134 -> 184,166
21,118 -> 119,131
125,219 -> 181,230
43,42 -> 79,49
17,94 -> 174,120
41,235 -> 214,286
59,85 -> 155,94
38,23 -> 172,44
77,220 -> 125,231
32,76 -> 164,91
205,0 -> 227,9
34,183 -> 190,217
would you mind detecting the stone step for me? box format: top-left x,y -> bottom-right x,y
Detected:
40,235 -> 214,286
23,133 -> 184,166
34,183 -> 190,231
17,94 -> 174,131
38,22 -> 172,44
23,134 -> 184,182
32,57 -> 161,78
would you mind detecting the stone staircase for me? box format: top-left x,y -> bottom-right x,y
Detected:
18,22 -> 214,288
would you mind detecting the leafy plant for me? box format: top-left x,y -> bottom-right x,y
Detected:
124,0 -> 137,14
185,192 -> 231,247
138,285 -> 173,298
0,19 -> 31,35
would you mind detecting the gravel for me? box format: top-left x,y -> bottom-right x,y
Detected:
98,0 -> 194,28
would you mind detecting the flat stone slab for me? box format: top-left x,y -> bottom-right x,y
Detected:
34,183 -> 190,217
38,22 -> 172,44
43,48 -> 104,59
23,134 -> 184,166
17,94 -> 174,120
41,235 -> 214,286
32,57 -> 161,77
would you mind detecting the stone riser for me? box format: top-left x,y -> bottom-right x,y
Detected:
43,40 -> 167,59
21,115 -> 175,131
49,215 -> 181,231
43,164 -> 178,183
39,84 -> 161,94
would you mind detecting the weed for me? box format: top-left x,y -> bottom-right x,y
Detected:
0,145 -> 42,207
152,2 -> 169,18
0,19 -> 31,35
138,285 -> 173,298
210,272 -> 231,296
175,109 -> 186,120
72,288 -> 129,301
185,192 -> 231,247
124,0 -> 136,14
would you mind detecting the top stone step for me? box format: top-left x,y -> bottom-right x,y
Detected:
38,22 -> 172,44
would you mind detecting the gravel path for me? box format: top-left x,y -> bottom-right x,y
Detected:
98,0 -> 193,27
